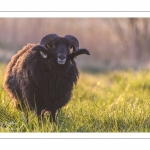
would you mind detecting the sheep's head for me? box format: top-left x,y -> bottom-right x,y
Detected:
32,34 -> 90,65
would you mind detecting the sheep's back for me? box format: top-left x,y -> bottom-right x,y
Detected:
3,43 -> 36,103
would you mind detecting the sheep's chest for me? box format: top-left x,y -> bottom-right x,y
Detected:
48,69 -> 75,108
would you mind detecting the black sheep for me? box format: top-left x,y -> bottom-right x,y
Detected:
3,34 -> 90,122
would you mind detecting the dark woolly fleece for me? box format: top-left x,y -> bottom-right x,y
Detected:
3,43 -> 79,121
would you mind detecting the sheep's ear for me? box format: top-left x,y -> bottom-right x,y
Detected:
39,51 -> 47,58
32,45 -> 49,59
69,48 -> 90,60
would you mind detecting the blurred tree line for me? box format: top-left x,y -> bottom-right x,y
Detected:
0,18 -> 150,72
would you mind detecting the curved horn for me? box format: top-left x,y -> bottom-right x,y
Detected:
40,33 -> 59,46
65,35 -> 90,60
32,34 -> 59,59
64,35 -> 79,51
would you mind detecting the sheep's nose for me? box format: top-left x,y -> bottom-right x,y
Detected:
58,54 -> 66,60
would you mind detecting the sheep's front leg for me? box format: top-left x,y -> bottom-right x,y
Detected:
50,109 -> 57,122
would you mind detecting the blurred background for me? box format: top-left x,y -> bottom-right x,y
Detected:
1,18 -> 150,72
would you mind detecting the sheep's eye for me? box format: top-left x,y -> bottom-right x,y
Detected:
46,44 -> 50,49
70,47 -> 73,53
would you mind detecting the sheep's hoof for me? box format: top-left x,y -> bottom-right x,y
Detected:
40,110 -> 55,123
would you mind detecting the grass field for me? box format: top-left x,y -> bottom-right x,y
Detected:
0,63 -> 150,132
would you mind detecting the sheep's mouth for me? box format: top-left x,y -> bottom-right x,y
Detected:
57,59 -> 66,65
